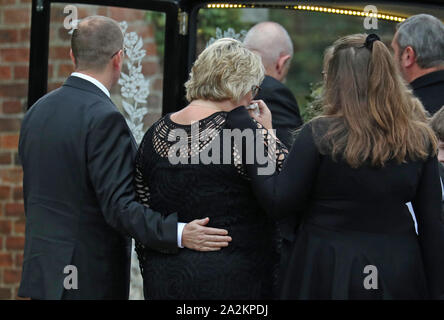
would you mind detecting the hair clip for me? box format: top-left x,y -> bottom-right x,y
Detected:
364,33 -> 381,51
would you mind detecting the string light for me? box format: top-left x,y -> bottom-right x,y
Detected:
205,3 -> 407,22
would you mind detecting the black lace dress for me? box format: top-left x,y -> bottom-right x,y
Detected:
134,110 -> 288,300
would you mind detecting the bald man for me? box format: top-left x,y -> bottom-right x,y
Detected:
18,16 -> 230,300
244,22 -> 303,148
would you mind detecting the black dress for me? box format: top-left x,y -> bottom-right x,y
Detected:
134,111 -> 288,300
227,107 -> 444,300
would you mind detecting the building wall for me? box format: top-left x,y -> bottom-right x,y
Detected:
0,0 -> 163,299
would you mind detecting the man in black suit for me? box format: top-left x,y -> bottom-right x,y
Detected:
244,22 -> 303,295
391,14 -> 444,115
244,22 -> 303,148
18,16 -> 231,300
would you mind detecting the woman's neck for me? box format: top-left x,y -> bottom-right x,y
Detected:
188,99 -> 240,112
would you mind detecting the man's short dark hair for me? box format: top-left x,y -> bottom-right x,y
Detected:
71,15 -> 123,71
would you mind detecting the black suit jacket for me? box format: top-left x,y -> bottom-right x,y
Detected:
411,70 -> 444,115
256,75 -> 303,148
255,75 -> 303,291
18,76 -> 178,300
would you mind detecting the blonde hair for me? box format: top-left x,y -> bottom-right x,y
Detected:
430,106 -> 444,141
185,38 -> 265,102
314,34 -> 437,168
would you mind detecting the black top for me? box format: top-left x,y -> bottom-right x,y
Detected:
410,70 -> 444,115
135,110 -> 288,299
18,76 -> 178,300
256,75 -> 303,148
228,107 -> 444,299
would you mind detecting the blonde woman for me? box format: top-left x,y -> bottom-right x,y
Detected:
229,34 -> 443,299
134,38 -> 288,299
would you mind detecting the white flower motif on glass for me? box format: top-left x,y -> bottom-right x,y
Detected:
118,21 -> 150,145
206,27 -> 248,47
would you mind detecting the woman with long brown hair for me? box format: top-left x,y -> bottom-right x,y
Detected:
227,33 -> 443,299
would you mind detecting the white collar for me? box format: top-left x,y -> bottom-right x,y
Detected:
71,72 -> 110,98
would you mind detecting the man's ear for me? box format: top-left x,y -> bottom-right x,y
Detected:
112,49 -> 123,70
401,46 -> 416,69
276,54 -> 291,76
69,49 -> 77,69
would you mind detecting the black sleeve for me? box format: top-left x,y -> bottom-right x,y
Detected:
412,154 -> 444,299
86,105 -> 178,253
226,106 -> 320,220
257,85 -> 303,148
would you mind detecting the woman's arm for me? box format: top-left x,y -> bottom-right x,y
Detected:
226,106 -> 320,220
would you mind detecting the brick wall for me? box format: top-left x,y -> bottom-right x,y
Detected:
0,1 -> 163,299
0,0 -> 31,300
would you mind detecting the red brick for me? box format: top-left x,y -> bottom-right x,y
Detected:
0,152 -> 12,165
15,252 -> 24,267
19,27 -> 30,42
0,66 -> 12,80
47,81 -> 63,93
0,168 -> 23,184
13,186 -> 22,200
13,219 -> 25,234
152,78 -> 163,91
0,220 -> 12,234
0,83 -> 28,98
141,62 -> 158,76
0,29 -> 18,43
0,252 -> 13,267
48,46 -> 70,60
3,100 -> 22,114
3,268 -> 22,284
6,236 -> 25,250
0,48 -> 30,62
1,134 -> 19,149
0,0 -> 16,5
58,26 -> 71,41
58,63 -> 73,77
0,186 -> 11,200
5,203 -> 24,217
109,8 -> 144,22
145,43 -> 158,57
0,288 -> 12,300
14,65 -> 28,79
48,64 -> 54,78
4,9 -> 31,24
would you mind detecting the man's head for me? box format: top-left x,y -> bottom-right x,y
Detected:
70,16 -> 124,87
243,22 -> 293,82
391,14 -> 444,83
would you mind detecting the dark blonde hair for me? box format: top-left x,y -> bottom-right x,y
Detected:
314,34 -> 436,168
185,38 -> 264,103
430,106 -> 444,141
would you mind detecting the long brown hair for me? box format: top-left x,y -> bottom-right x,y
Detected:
314,34 -> 436,168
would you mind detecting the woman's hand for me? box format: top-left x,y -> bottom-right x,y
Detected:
248,99 -> 273,130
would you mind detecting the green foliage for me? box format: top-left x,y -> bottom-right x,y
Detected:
145,11 -> 166,63
196,9 -> 253,53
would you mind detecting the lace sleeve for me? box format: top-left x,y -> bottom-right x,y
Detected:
253,119 -> 289,172
233,115 -> 289,180
134,135 -> 151,273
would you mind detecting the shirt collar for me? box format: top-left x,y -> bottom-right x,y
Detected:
410,70 -> 444,91
71,72 -> 110,98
